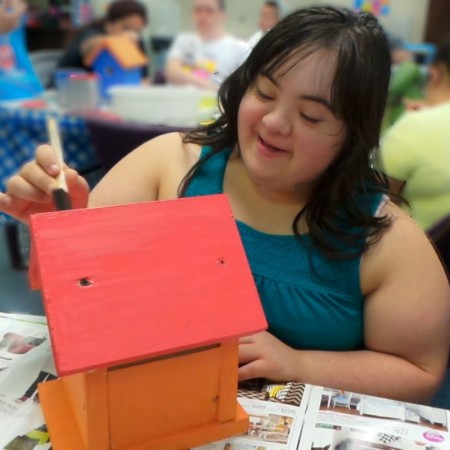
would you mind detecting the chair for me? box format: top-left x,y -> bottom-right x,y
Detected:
331,392 -> 353,409
84,114 -> 189,171
29,50 -> 63,88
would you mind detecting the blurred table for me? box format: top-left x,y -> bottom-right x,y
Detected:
83,113 -> 190,171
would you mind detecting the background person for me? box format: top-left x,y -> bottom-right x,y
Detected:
0,0 -> 25,33
0,0 -> 43,100
248,0 -> 289,48
57,0 -> 148,73
380,34 -> 450,231
387,32 -> 413,65
164,0 -> 250,91
0,6 -> 449,404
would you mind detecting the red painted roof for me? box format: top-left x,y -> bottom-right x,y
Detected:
30,195 -> 267,376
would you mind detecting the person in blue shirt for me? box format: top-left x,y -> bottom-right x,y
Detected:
0,0 -> 43,100
0,6 -> 449,404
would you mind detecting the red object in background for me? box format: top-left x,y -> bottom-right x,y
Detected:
20,99 -> 48,109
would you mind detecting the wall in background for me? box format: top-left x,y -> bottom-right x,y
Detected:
311,0 -> 429,43
90,0 -> 430,43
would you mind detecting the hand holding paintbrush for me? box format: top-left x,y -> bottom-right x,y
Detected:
45,116 -> 73,211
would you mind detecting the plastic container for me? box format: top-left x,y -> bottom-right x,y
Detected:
108,85 -> 217,126
66,73 -> 100,111
54,68 -> 87,110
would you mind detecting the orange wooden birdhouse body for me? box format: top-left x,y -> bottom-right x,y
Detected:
29,194 -> 267,450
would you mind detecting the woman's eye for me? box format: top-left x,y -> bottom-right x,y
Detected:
300,112 -> 321,124
255,88 -> 273,101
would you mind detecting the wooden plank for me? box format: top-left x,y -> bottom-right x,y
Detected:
30,195 -> 267,376
123,403 -> 248,450
38,379 -> 88,450
85,370 -> 110,449
216,341 -> 239,423
107,346 -> 222,448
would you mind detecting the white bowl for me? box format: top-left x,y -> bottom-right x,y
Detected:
108,85 -> 217,127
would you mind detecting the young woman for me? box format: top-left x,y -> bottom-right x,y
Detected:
57,0 -> 148,72
0,0 -> 43,100
1,6 -> 449,404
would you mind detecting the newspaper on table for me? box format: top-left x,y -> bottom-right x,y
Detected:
0,313 -> 54,450
194,379 -> 311,450
1,311 -> 450,450
195,383 -> 450,450
298,385 -> 450,450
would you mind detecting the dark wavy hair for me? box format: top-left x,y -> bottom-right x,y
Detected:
179,6 -> 392,259
106,0 -> 148,24
83,0 -> 148,31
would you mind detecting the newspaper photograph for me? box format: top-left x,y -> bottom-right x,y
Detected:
299,385 -> 450,450
0,313 -> 54,450
194,380 -> 311,450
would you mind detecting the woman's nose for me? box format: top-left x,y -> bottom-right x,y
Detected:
261,107 -> 292,135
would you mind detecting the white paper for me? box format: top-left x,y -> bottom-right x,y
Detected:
1,312 -> 449,450
0,313 -> 54,450
194,381 -> 311,450
299,386 -> 450,450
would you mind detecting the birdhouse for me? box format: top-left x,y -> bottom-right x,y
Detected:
84,35 -> 148,98
28,194 -> 267,450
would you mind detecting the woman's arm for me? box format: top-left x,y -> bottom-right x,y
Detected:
239,204 -> 450,403
0,132 -> 194,222
165,58 -> 218,91
88,132 -> 194,207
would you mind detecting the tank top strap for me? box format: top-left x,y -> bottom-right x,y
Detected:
184,146 -> 232,197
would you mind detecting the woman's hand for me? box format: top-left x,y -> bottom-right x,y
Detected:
0,144 -> 90,224
238,331 -> 300,382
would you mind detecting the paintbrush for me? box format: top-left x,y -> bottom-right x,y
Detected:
46,116 -> 73,210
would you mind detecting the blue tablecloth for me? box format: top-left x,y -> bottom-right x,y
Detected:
0,103 -> 100,229
0,104 -> 99,194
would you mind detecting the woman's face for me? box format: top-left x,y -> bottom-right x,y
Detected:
237,50 -> 347,197
107,14 -> 146,38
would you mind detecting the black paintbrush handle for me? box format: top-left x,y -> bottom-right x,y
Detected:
52,188 -> 73,211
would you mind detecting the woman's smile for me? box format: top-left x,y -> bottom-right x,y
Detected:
256,135 -> 288,157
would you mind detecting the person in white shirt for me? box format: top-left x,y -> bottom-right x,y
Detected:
164,0 -> 250,91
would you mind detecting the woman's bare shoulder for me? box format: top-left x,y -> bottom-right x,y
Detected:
361,200 -> 448,295
137,131 -> 201,163
89,132 -> 201,207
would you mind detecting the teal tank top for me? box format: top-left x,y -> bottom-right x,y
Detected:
184,147 -> 384,351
